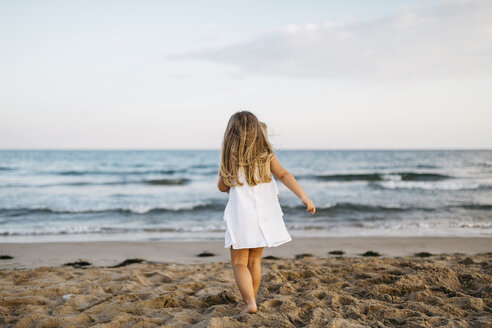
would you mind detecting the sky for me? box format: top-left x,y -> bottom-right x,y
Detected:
0,0 -> 491,150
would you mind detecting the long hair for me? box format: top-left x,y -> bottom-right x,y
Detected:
219,111 -> 274,187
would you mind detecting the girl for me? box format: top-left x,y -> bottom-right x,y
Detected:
217,111 -> 316,315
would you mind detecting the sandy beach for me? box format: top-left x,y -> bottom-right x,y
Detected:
1,237 -> 491,327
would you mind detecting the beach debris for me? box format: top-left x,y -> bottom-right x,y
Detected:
0,255 -> 13,260
460,257 -> 475,265
62,294 -> 73,300
414,252 -> 433,258
328,250 -> 345,255
263,255 -> 282,260
295,253 -> 314,260
64,260 -> 91,268
361,251 -> 380,257
197,251 -> 215,257
110,258 -> 145,268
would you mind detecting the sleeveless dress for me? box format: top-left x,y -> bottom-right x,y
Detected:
223,167 -> 292,249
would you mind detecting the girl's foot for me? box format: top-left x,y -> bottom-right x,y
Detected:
239,301 -> 257,315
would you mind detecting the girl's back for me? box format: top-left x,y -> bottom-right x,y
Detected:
224,166 -> 291,249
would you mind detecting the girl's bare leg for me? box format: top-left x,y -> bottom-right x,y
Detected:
230,247 -> 257,314
247,247 -> 264,298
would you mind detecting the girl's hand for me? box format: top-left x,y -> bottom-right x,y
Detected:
301,196 -> 316,215
217,175 -> 230,193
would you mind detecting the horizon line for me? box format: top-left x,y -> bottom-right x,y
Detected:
0,148 -> 491,151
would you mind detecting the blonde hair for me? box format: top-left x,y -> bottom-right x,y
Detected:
219,111 -> 274,187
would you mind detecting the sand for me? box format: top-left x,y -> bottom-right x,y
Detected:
0,237 -> 491,327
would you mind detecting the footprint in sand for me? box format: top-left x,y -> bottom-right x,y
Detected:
261,299 -> 283,309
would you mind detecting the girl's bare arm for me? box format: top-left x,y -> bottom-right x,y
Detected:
218,175 -> 230,193
270,154 -> 315,215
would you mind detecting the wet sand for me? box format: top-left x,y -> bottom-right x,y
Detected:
0,237 -> 491,327
1,236 -> 491,269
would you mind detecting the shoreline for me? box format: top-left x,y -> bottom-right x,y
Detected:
1,236 -> 490,270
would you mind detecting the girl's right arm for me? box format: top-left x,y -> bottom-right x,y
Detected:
270,154 -> 316,215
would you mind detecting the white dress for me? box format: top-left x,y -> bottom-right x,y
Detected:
224,167 -> 292,249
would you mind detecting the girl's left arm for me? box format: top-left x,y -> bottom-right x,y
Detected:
218,175 -> 230,193
271,154 -> 315,214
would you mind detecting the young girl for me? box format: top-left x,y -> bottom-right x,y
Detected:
217,111 -> 316,315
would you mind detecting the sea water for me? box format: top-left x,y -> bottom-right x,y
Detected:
0,150 -> 491,242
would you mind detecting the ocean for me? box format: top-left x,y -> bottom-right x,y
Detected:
0,150 -> 491,243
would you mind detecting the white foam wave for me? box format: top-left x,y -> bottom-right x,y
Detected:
376,181 -> 481,190
0,201 -> 216,215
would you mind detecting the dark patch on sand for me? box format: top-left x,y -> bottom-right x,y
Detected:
361,250 -> 381,257
197,251 -> 215,257
109,258 -> 145,268
263,255 -> 282,260
415,252 -> 433,258
63,260 -> 91,268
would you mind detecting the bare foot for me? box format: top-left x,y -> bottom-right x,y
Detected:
239,302 -> 257,315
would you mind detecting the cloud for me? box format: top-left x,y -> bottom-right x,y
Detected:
166,0 -> 492,80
